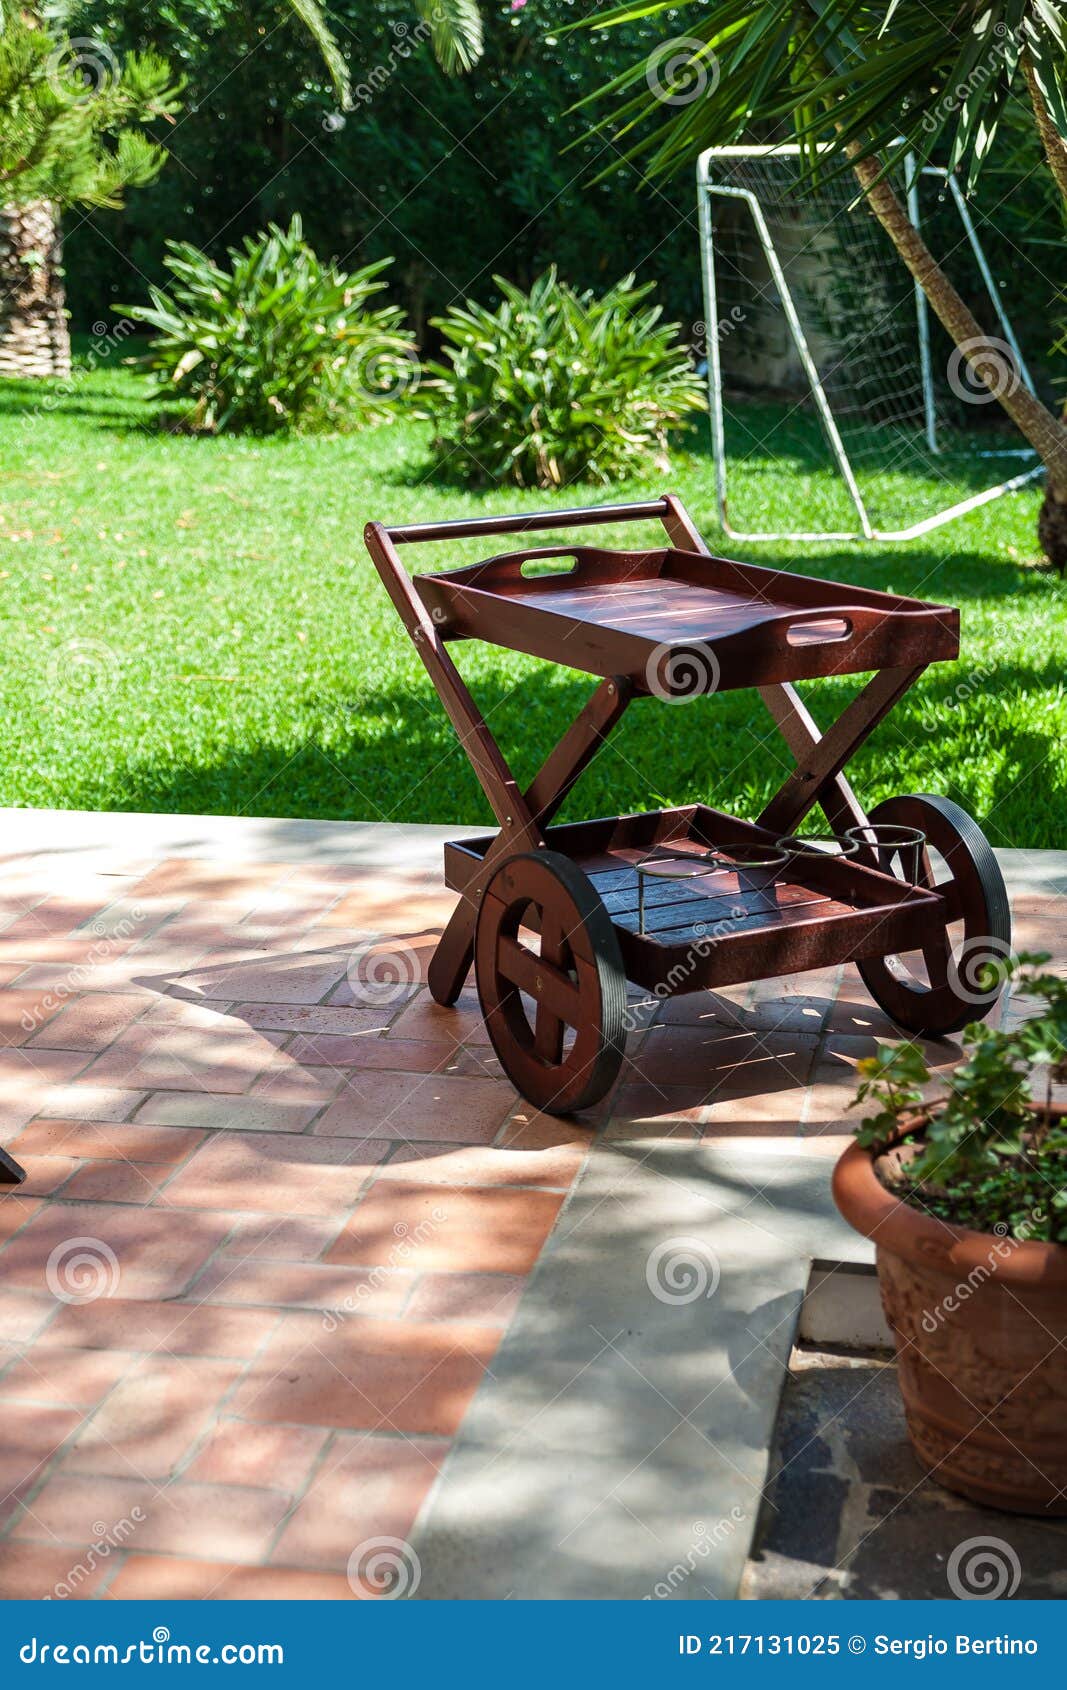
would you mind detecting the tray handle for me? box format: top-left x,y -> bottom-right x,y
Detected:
751,603 -> 933,651
372,498 -> 673,548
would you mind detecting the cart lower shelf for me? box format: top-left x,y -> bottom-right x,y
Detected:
445,805 -> 942,995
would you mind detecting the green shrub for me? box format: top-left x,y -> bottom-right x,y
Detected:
427,268 -> 705,487
123,216 -> 415,434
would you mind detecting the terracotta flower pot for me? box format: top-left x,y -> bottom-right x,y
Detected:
832,1117 -> 1067,1515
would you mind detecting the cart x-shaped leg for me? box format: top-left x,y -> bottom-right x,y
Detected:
364,496 -> 928,1006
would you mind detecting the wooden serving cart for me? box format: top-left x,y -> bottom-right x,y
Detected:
365,495 -> 1010,1116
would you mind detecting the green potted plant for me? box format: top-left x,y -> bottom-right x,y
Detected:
833,953 -> 1067,1514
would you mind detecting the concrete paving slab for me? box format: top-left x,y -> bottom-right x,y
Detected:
412,1143 -> 868,1599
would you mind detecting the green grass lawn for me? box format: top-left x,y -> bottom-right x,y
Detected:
2,351 -> 1064,851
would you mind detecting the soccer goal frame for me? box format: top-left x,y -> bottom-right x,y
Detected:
696,144 -> 1044,543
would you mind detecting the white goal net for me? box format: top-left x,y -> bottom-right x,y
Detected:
697,145 -> 1043,542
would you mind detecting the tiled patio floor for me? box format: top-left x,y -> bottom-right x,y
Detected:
0,814 -> 1062,1599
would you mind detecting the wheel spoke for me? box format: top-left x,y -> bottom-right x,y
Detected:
937,876 -> 965,923
922,930 -> 951,990
533,1001 -> 565,1063
497,934 -> 583,1025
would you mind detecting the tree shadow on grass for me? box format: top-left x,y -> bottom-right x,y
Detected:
42,648 -> 1067,851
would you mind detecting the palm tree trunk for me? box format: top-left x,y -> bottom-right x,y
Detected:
1019,50 -> 1067,568
1022,51 -> 1067,209
0,200 -> 72,380
848,147 -> 1067,567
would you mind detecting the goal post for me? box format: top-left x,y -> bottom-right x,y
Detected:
696,144 -> 1044,544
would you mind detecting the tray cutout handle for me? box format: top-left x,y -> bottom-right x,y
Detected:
786,615 -> 852,648
520,554 -> 580,579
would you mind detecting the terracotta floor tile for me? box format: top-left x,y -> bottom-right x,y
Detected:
14,1475 -> 289,1564
314,1071 -> 513,1144
128,859 -> 286,903
192,1255 -> 413,1316
236,1002 -> 391,1036
162,1132 -> 388,1217
185,1418 -> 329,1490
247,1066 -> 343,1106
0,1540 -> 111,1600
178,949 -> 349,1005
703,1083 -> 809,1135
63,1356 -> 242,1480
82,1020 -> 286,1094
315,881 -> 452,930
0,1402 -> 83,1526
39,1085 -> 146,1122
231,1312 -> 499,1435
0,989 -> 62,1047
60,1160 -> 173,1205
0,934 -> 137,966
0,1202 -> 233,1300
270,1432 -> 447,1569
633,1025 -> 817,1091
135,1092 -> 319,1133
653,986 -> 751,1028
0,1050 -> 94,1126
404,1272 -> 524,1326
0,1343 -> 133,1407
28,993 -> 148,1052
387,986 -> 491,1046
604,1080 -> 707,1139
0,1291 -> 57,1343
328,1182 -> 564,1275
224,1215 -> 343,1262
10,1118 -> 203,1164
377,1140 -> 581,1189
6,1153 -> 78,1196
108,1555 -> 357,1600
327,933 -> 440,1003
500,1110 -> 596,1154
0,1195 -> 41,1243
40,1299 -> 278,1360
284,1032 -> 454,1073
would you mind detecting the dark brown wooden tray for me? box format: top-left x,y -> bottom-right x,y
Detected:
415,545 -> 959,690
445,804 -> 942,995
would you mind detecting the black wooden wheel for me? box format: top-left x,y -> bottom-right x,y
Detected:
856,794 -> 1011,1036
474,850 -> 627,1115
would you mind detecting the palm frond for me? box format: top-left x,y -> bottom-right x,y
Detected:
283,0 -> 352,108
416,0 -> 484,75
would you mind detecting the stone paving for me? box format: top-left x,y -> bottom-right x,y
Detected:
745,1348 -> 1067,1600
0,814 -> 1061,1599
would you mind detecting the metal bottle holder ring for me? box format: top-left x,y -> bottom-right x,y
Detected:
776,832 -> 861,861
634,849 -> 721,934
712,843 -> 791,872
844,822 -> 927,884
634,842 -> 793,933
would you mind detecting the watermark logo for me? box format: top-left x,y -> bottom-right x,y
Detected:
351,341 -> 421,404
946,935 -> 1015,1005
46,637 -> 121,702
645,1510 -> 745,1597
947,337 -> 1021,405
345,940 -> 420,1007
46,37 -> 118,101
646,38 -> 721,107
947,1535 -> 1022,1600
45,1237 -> 120,1304
645,640 -> 720,703
646,1237 -> 720,1305
347,1536 -> 422,1598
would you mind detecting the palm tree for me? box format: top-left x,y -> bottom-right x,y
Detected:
0,0 -> 484,381
580,1 -> 1067,567
0,14 -> 181,379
